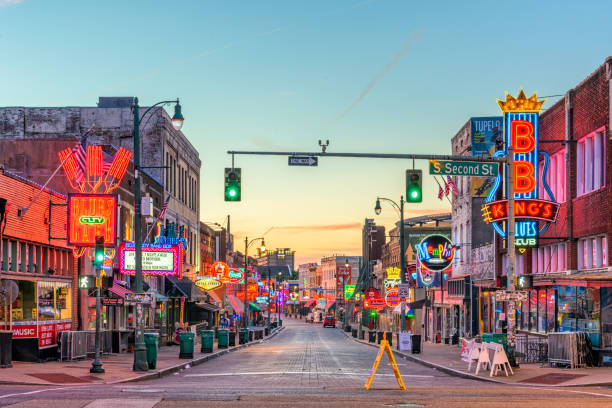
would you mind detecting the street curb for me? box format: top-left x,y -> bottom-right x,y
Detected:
338,328 -> 612,388
115,326 -> 286,384
0,327 -> 285,387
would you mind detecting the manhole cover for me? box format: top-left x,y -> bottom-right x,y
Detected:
28,373 -> 92,384
519,373 -> 587,384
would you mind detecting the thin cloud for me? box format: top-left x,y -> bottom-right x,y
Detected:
335,32 -> 423,121
0,0 -> 23,7
264,223 -> 361,235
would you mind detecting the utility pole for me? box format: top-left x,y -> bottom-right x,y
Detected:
399,196 -> 406,333
506,145 -> 517,365
90,264 -> 104,373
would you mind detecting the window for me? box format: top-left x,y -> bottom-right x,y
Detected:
124,209 -> 134,242
532,242 -> 566,273
578,235 -> 607,270
539,149 -> 566,202
12,280 -> 36,322
577,130 -> 605,196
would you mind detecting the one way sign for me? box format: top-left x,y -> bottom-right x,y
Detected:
288,156 -> 318,166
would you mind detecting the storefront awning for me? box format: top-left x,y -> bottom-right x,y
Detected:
227,294 -> 244,314
305,299 -> 316,308
146,290 -> 168,303
195,302 -> 221,312
109,282 -> 134,298
249,303 -> 261,311
328,301 -> 337,311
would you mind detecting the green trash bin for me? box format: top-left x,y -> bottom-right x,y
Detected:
179,331 -> 195,359
144,333 -> 159,369
482,333 -> 508,353
279,319 -> 283,327
239,328 -> 248,344
217,329 -> 229,349
201,330 -> 214,353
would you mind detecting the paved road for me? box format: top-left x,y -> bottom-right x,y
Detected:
1,319 -> 611,407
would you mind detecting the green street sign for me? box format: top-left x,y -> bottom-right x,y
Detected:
429,160 -> 498,177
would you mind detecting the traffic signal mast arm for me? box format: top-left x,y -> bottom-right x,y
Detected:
227,150 -> 506,163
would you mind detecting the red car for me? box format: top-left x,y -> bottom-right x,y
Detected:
323,315 -> 335,328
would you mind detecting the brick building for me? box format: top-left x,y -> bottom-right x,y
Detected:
474,58 -> 612,356
0,168 -> 74,361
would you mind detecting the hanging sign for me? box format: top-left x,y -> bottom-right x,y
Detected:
364,287 -> 379,300
364,298 -> 386,309
417,235 -> 457,272
482,89 -> 559,251
385,290 -> 400,307
210,261 -> 230,280
195,277 -> 222,290
344,284 -> 356,300
119,243 -> 182,277
67,194 -> 117,246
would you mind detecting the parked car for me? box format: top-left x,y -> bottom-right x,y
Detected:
323,315 -> 335,328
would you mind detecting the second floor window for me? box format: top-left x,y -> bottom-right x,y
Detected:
576,129 -> 605,196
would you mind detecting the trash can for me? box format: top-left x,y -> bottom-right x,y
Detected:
264,327 -> 269,336
239,329 -> 248,344
279,319 -> 283,327
411,334 -> 421,354
144,333 -> 159,369
352,328 -> 357,338
179,331 -> 195,359
217,329 -> 229,349
385,332 -> 393,346
344,325 -> 351,332
359,329 -> 365,340
377,331 -> 384,344
0,331 -> 12,368
248,329 -> 254,342
368,331 -> 376,343
228,331 -> 236,347
201,330 -> 214,353
482,333 -> 508,353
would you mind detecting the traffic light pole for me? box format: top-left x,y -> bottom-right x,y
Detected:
90,265 -> 104,373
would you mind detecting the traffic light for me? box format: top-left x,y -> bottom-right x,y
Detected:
406,169 -> 422,203
78,275 -> 95,289
93,235 -> 105,267
224,168 -> 241,201
101,275 -> 114,290
370,309 -> 377,318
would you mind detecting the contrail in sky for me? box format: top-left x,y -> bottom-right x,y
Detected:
335,31 -> 423,121
263,223 -> 361,236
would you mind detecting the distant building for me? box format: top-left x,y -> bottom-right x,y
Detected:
320,255 -> 361,310
256,248 -> 295,280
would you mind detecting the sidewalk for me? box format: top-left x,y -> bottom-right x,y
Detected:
0,326 -> 284,386
342,327 -> 612,387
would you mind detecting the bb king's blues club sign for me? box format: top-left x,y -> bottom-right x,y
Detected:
481,90 -> 560,251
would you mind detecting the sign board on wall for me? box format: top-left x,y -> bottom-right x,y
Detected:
417,235 -> 457,272
195,277 -> 222,290
119,243 -> 182,277
471,117 -> 503,197
68,194 -> 117,246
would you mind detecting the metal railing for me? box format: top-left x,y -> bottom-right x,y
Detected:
60,330 -> 112,361
515,333 -> 548,364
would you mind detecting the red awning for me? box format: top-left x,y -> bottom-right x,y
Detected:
227,294 -> 244,313
108,282 -> 134,299
305,299 -> 316,308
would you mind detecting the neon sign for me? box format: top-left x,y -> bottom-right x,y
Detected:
483,89 -> 557,250
417,235 -> 456,272
68,194 -> 117,246
59,145 -> 132,193
119,243 -> 182,276
385,290 -> 400,307
195,277 -> 222,290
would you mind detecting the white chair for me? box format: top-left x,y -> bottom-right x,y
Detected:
485,342 -> 514,377
474,343 -> 491,375
467,342 -> 484,372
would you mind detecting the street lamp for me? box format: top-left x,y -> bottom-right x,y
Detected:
374,196 -> 407,332
132,97 -> 183,372
243,237 -> 265,329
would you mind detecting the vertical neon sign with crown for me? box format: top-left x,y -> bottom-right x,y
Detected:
481,90 -> 560,252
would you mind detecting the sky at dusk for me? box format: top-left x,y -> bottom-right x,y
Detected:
1,0 -> 611,265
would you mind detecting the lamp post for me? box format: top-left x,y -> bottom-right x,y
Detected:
375,196 -> 407,332
132,97 -> 184,372
243,237 -> 265,329
277,271 -> 282,322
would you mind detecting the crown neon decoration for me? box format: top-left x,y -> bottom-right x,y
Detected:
496,89 -> 546,113
59,145 -> 132,193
